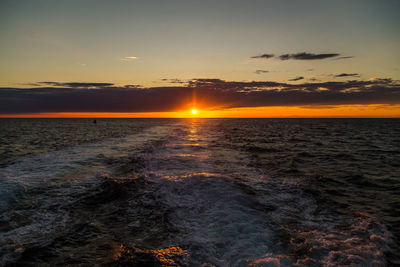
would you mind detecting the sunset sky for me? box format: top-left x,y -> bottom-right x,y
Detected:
1,0 -> 399,117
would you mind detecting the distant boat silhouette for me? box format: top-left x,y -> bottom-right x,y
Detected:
93,119 -> 97,124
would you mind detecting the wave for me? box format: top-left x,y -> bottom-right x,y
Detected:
0,120 -> 395,266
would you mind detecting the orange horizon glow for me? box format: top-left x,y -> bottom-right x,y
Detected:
1,104 -> 400,118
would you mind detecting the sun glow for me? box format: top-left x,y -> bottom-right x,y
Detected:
191,109 -> 198,115
1,104 -> 400,118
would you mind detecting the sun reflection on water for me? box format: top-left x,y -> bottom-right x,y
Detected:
113,244 -> 188,266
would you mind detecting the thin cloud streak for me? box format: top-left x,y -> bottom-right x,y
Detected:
332,56 -> 353,60
255,70 -> 269,74
335,73 -> 360,78
251,52 -> 350,61
251,54 -> 274,59
288,76 -> 304,81
120,56 -> 138,61
279,52 -> 339,60
34,82 -> 115,88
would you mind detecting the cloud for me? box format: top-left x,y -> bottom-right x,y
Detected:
1,78 -> 399,114
334,73 -> 360,78
120,56 -> 138,61
160,78 -> 187,84
255,70 -> 269,74
123,84 -> 141,88
279,52 -> 340,60
251,52 -> 349,61
251,54 -> 274,59
288,76 -> 304,81
36,82 -> 114,88
332,56 -> 353,60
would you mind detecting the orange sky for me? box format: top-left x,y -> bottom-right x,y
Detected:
2,104 -> 399,118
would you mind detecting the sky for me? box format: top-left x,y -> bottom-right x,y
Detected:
0,0 -> 399,117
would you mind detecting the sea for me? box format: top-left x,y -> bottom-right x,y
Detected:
0,118 -> 399,266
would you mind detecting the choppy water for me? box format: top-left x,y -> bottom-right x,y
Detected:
0,118 -> 399,266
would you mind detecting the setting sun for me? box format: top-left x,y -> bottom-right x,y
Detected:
191,109 -> 197,115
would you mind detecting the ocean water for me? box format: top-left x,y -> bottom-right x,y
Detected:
0,118 -> 399,266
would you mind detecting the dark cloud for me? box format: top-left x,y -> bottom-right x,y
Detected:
251,52 -> 349,61
160,78 -> 186,84
251,54 -> 274,59
332,56 -> 353,60
279,52 -> 340,60
37,82 -> 115,88
1,78 -> 399,114
255,70 -> 269,74
335,73 -> 360,78
288,76 -> 304,81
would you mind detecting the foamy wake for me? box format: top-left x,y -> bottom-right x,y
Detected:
119,120 -> 394,266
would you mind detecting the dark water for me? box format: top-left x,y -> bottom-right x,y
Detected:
0,118 -> 399,266
0,119 -> 168,167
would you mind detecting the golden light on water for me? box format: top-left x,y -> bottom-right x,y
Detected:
113,244 -> 188,265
